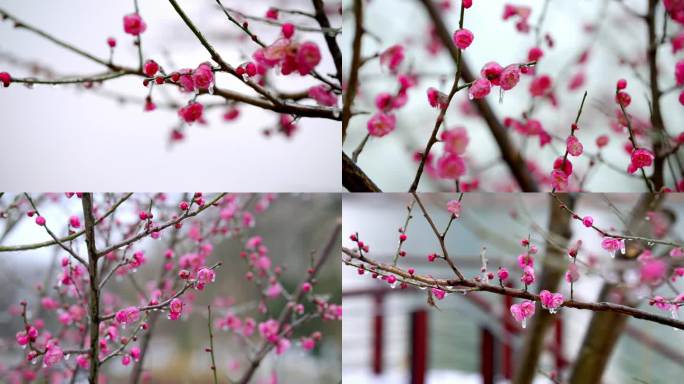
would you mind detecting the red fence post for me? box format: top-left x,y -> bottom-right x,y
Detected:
554,315 -> 564,372
481,327 -> 495,384
502,289 -> 514,379
372,292 -> 384,375
410,309 -> 429,384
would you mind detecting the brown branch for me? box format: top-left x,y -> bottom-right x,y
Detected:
343,247 -> 684,330
0,193 -> 132,253
96,193 -> 226,257
341,0 -> 363,143
343,152 -> 382,192
409,1 -> 466,192
411,193 -> 465,280
207,306 -> 219,384
647,0 -> 667,191
82,193 -> 100,384
311,0 -> 342,83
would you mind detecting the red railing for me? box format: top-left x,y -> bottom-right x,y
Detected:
343,285 -> 684,383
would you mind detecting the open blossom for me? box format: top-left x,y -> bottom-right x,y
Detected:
437,153 -> 467,179
168,298 -> 184,320
628,148 -> 654,174
115,307 -> 140,325
441,127 -> 469,155
432,288 -> 446,300
196,267 -> 216,290
517,253 -> 534,268
671,247 -> 684,258
259,319 -> 280,343
469,78 -> 491,99
453,28 -> 474,49
123,13 -> 147,36
446,200 -> 462,218
539,290 -> 564,314
379,45 -> 405,73
191,63 -> 214,91
367,112 -> 396,137
520,266 -> 535,285
566,136 -> 583,156
497,267 -> 509,281
601,237 -> 625,256
296,41 -> 321,75
43,344 -> 64,367
481,62 -> 503,85
178,102 -> 204,124
499,65 -> 521,90
308,85 -> 338,106
510,300 -> 535,328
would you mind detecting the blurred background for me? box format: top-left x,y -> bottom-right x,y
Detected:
0,0 -> 340,192
342,193 -> 684,383
342,0 -> 684,191
0,193 -> 341,383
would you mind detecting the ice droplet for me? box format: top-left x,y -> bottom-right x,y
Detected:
549,308 -> 557,314
468,93 -> 474,101
208,85 -> 215,95
65,354 -> 71,360
332,109 -> 340,118
390,282 -> 397,289
326,29 -> 336,37
522,318 -> 527,329
498,87 -> 504,104
461,291 -> 467,296
419,286 -> 426,290
241,74 -> 249,82
672,308 -> 679,320
24,82 -> 34,89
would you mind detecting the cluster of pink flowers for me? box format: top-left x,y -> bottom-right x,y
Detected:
469,62 -> 527,100
115,306 -> 141,326
253,38 -> 322,76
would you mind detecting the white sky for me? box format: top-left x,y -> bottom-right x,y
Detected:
0,0 -> 341,192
